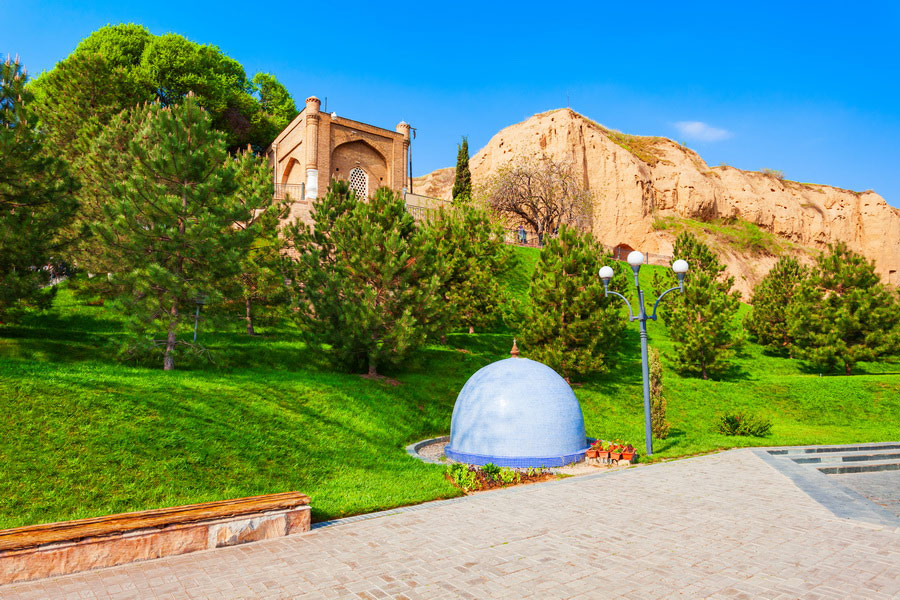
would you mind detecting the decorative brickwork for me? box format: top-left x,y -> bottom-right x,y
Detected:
267,96 -> 410,217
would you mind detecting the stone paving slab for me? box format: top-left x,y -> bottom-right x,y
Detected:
3,449 -> 899,599
829,471 -> 900,518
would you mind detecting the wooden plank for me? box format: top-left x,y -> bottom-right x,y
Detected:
0,492 -> 310,552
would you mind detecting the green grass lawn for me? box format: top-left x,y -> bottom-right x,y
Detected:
1,246 -> 898,529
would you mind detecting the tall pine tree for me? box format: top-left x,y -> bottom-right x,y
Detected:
288,181 -> 446,376
654,232 -> 742,380
0,56 -> 76,321
451,136 -> 472,203
788,242 -> 900,374
520,225 -> 625,381
88,96 -> 257,370
744,256 -> 809,355
221,150 -> 290,335
424,203 -> 514,334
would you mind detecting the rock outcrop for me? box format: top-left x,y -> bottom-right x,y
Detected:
414,109 -> 900,297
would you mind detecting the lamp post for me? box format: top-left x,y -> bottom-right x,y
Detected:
599,252 -> 689,456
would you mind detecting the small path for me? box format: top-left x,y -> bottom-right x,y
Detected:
4,449 -> 899,599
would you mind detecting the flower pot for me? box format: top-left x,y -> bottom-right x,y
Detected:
586,449 -> 599,458
622,452 -> 635,462
609,452 -> 622,461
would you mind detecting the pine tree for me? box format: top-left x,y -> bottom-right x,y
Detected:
424,203 -> 514,334
788,242 -> 900,375
288,181 -> 445,376
744,256 -> 808,355
223,150 -> 290,335
88,96 -> 256,370
451,136 -> 472,203
520,225 -> 625,381
0,56 -> 77,321
649,347 -> 671,440
653,232 -> 742,380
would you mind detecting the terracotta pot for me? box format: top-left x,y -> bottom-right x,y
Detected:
609,452 -> 622,461
586,449 -> 599,458
598,451 -> 611,459
622,452 -> 635,461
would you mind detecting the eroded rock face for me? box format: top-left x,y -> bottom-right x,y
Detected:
414,109 -> 900,297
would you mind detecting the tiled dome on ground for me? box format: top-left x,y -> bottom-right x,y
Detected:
444,344 -> 589,467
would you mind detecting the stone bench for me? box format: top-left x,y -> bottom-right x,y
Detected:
0,491 -> 311,585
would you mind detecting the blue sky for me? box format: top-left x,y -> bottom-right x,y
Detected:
5,0 -> 900,206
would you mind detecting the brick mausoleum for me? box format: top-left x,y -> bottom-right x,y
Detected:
266,96 -> 412,222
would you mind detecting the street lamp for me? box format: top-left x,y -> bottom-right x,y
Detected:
599,251 -> 689,456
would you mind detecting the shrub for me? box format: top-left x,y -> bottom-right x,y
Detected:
761,168 -> 785,180
445,463 -> 479,491
481,462 -> 501,481
718,412 -> 772,437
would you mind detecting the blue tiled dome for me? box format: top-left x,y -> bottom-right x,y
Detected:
444,357 -> 588,467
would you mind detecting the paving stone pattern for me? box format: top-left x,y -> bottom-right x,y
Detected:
3,450 -> 899,599
830,471 -> 900,518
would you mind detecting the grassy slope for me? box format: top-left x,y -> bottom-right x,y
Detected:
1,246 -> 898,529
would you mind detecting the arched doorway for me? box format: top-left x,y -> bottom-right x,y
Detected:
612,243 -> 635,261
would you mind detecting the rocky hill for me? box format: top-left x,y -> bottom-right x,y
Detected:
414,109 -> 900,297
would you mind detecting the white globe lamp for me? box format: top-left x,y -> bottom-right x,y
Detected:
626,250 -> 644,267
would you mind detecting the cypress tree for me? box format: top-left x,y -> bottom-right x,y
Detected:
451,136 -> 472,203
649,347 -> 671,440
425,203 -> 514,334
88,96 -> 256,370
744,256 -> 809,355
520,225 -> 625,381
788,242 -> 900,374
289,182 -> 445,376
0,56 -> 77,321
653,232 -> 742,380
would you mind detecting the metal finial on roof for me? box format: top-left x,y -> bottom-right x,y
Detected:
510,338 -> 520,358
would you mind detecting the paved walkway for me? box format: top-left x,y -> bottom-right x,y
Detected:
4,449 -> 899,599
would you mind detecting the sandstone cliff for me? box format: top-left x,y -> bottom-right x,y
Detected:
414,109 -> 900,298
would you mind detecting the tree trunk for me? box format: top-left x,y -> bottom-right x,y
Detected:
245,297 -> 255,335
164,303 -> 178,371
368,359 -> 377,377
845,362 -> 851,376
701,358 -> 708,381
468,325 -> 474,334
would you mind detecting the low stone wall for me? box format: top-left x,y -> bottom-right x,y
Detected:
0,491 -> 310,585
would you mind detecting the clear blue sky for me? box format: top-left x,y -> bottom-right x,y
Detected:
5,0 -> 900,206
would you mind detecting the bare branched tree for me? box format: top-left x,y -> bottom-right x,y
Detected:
482,156 -> 593,241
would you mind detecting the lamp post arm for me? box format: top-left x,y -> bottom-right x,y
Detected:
650,284 -> 684,321
604,290 -> 636,321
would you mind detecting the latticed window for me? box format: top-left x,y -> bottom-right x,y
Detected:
349,167 -> 368,199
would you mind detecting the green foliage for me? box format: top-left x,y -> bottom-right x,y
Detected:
289,181 -> 445,375
0,56 -> 77,321
481,462 -> 501,480
652,216 -> 785,255
29,24 -> 295,153
745,256 -> 809,354
499,467 -> 520,484
520,225 -> 625,381
788,243 -> 900,374
446,463 -> 479,491
250,72 -> 298,143
654,232 -> 742,379
718,412 -> 773,437
649,347 -> 670,440
451,136 -> 472,203
86,96 -> 260,370
424,204 -> 514,333
0,256 -> 898,529
217,152 -> 291,335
